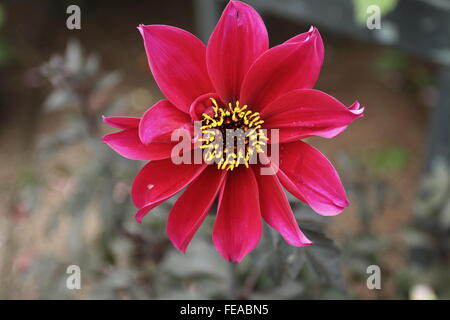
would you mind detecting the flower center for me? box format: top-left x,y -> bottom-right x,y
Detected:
200,98 -> 268,171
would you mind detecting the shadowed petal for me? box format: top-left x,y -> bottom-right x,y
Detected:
277,141 -> 349,216
102,128 -> 175,161
253,167 -> 312,246
132,159 -> 206,222
167,167 -> 226,253
102,116 -> 140,129
213,168 -> 261,262
263,89 -> 364,142
207,0 -> 268,102
189,92 -> 223,121
138,25 -> 213,112
240,27 -> 323,111
139,100 -> 192,144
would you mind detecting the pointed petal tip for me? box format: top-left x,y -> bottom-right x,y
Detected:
101,134 -> 109,144
135,205 -> 153,224
289,237 -> 314,247
227,0 -> 249,9
102,115 -> 114,127
137,24 -> 168,39
137,24 -> 153,38
285,238 -> 313,247
317,194 -> 350,215
349,101 -> 365,116
303,26 -> 321,41
214,239 -> 259,263
135,215 -> 143,224
102,116 -> 140,129
311,202 -> 348,216
167,226 -> 192,254
137,24 -> 158,37
179,247 -> 187,254
225,254 -> 244,264
306,25 -> 319,36
101,132 -> 121,146
212,226 -> 259,263
288,232 -> 314,247
137,25 -> 144,36
169,237 -> 188,253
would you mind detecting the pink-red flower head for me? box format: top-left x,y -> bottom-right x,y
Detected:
102,0 -> 363,262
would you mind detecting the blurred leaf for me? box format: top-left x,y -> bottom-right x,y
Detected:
286,247 -> 307,279
375,50 -> 408,72
0,5 -> 4,28
84,54 -> 100,76
349,235 -> 389,254
0,38 -> 11,64
43,89 -> 73,111
439,200 -> 450,229
363,145 -> 409,174
156,239 -> 229,299
303,229 -> 346,290
353,0 -> 399,26
401,228 -> 431,248
37,119 -> 86,156
415,157 -> 450,218
65,39 -> 83,74
95,71 -> 122,91
411,66 -> 435,88
343,234 -> 389,278
88,71 -> 123,114
253,281 -> 305,300
161,239 -> 227,279
31,257 -> 76,299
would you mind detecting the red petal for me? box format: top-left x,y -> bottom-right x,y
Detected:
278,141 -> 349,216
263,89 -> 364,142
167,167 -> 226,253
102,116 -> 140,129
240,27 -> 323,111
207,0 -> 268,102
102,128 -> 175,161
254,167 -> 312,246
135,201 -> 165,225
132,159 -> 206,223
284,26 -> 324,60
138,25 -> 213,113
212,168 -> 262,262
139,100 -> 192,144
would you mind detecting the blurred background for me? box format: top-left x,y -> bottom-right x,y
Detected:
0,0 -> 449,299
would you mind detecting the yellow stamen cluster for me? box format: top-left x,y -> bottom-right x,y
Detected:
199,98 -> 268,171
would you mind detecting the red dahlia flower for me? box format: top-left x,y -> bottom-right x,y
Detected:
102,0 -> 363,262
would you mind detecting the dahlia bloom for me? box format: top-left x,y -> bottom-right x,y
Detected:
102,0 -> 363,262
